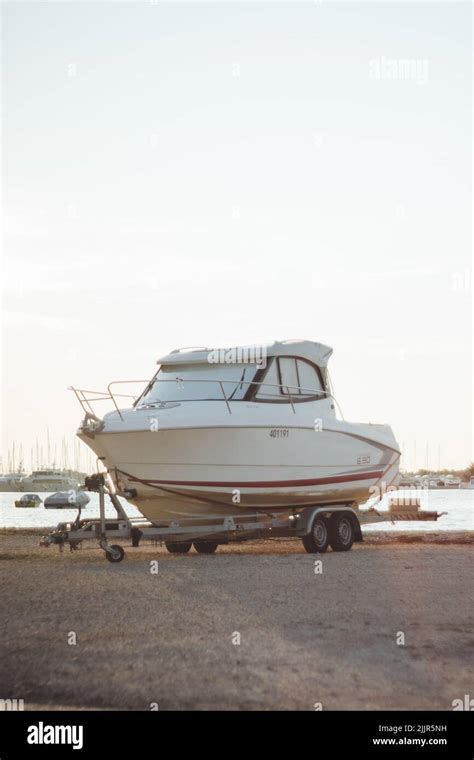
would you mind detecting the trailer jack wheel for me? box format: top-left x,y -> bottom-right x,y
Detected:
105,544 -> 125,563
302,517 -> 329,554
329,514 -> 355,552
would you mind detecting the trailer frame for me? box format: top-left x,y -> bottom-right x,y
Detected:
39,476 -> 446,562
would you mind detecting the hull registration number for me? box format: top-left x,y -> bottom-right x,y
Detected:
269,429 -> 289,438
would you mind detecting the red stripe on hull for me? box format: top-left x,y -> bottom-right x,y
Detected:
124,469 -> 384,489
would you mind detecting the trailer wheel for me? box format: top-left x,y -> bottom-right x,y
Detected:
106,544 -> 125,563
302,517 -> 329,554
329,514 -> 355,552
165,541 -> 192,554
193,541 -> 218,554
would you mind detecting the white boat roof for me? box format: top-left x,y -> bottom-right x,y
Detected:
157,340 -> 333,368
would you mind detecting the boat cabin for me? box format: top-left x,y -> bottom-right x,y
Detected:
136,340 -> 333,406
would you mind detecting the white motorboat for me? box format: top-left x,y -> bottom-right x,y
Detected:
19,469 -> 82,493
443,475 -> 461,488
74,340 -> 401,523
0,470 -> 27,492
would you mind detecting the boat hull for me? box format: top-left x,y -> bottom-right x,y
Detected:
79,422 -> 400,522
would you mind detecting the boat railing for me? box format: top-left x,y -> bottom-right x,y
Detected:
69,377 -> 343,422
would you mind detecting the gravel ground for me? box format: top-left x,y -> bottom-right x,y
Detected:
0,531 -> 472,710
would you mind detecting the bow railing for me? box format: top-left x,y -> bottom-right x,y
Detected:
69,377 -> 343,422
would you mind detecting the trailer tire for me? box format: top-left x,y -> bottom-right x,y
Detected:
165,541 -> 192,554
302,517 -> 329,554
193,541 -> 218,554
106,544 -> 125,563
329,514 -> 355,552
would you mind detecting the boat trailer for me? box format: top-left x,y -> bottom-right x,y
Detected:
39,475 -> 446,563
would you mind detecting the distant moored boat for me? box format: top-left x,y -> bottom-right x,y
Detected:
44,490 -> 90,509
14,493 -> 42,508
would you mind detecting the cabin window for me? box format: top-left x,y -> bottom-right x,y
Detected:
278,358 -> 300,396
254,356 -> 325,402
137,363 -> 257,404
296,359 -> 324,396
254,358 -> 281,399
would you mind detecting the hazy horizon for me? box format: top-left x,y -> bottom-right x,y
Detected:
2,1 -> 472,471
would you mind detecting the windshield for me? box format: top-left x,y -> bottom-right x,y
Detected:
137,363 -> 258,405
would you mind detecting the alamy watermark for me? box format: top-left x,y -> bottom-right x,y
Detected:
0,698 -> 24,711
207,345 -> 267,368
27,722 -> 83,750
369,56 -> 429,86
452,694 -> 474,711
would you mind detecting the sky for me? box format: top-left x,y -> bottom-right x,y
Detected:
1,0 -> 472,472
